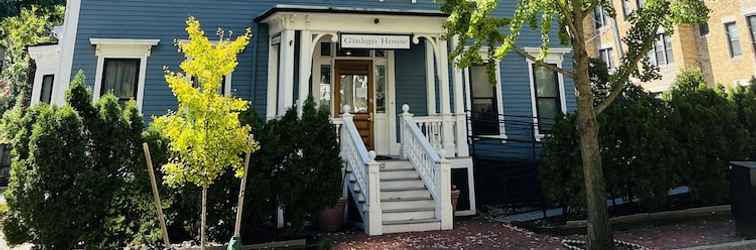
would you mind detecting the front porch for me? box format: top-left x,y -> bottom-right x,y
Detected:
257,5 -> 475,235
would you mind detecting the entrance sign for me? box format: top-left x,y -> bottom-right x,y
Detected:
340,34 -> 411,50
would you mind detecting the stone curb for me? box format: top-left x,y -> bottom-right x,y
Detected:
565,205 -> 731,228
674,239 -> 756,250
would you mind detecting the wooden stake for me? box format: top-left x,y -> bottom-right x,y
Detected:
234,140 -> 253,237
143,143 -> 171,247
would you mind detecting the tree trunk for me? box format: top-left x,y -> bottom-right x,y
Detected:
572,10 -> 614,250
201,187 -> 208,250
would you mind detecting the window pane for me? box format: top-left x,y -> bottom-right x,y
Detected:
655,36 -> 667,65
594,7 -> 605,29
537,98 -> 559,132
699,23 -> 709,36
376,65 -> 386,113
664,35 -> 673,63
320,42 -> 332,57
319,64 -> 332,111
622,0 -> 631,17
40,74 -> 54,104
339,74 -> 369,113
470,65 -> 495,98
636,0 -> 644,8
749,16 -> 756,50
534,65 -> 558,97
102,59 -> 140,102
726,23 -> 742,57
472,98 -> 496,113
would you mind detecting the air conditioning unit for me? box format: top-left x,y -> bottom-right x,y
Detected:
730,161 -> 756,238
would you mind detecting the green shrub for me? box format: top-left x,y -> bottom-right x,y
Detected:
667,70 -> 750,203
1,72 -> 155,249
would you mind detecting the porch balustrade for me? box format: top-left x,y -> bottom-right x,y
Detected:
412,114 -> 458,156
339,105 -> 382,235
399,104 -> 453,230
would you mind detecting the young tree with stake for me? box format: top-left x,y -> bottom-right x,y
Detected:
439,0 -> 707,249
153,17 -> 257,249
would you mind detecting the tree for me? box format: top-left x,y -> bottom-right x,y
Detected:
152,17 -> 257,249
0,5 -> 63,114
0,0 -> 64,20
440,0 -> 708,249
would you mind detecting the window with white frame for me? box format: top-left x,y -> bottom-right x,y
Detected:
91,38 -> 158,111
599,47 -> 614,69
647,34 -> 673,66
101,58 -> 140,103
40,74 -> 54,104
530,64 -> 563,134
622,0 -> 632,18
725,22 -> 742,57
594,6 -> 608,29
467,63 -> 502,136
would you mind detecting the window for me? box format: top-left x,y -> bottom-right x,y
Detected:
726,22 -> 742,57
636,0 -> 645,8
622,0 -> 631,18
532,64 -> 562,134
647,34 -> 673,66
101,58 -> 140,103
594,6 -> 607,29
376,64 -> 386,113
468,64 -> 501,136
748,16 -> 756,54
599,47 -> 614,69
699,22 -> 710,36
40,74 -> 54,104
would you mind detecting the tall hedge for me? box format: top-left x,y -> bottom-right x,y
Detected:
541,69 -> 755,217
2,72 -> 157,248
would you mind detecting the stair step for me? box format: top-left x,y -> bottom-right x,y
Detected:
382,209 -> 435,222
383,207 -> 435,213
383,218 -> 441,225
381,167 -> 415,172
381,189 -> 431,200
380,176 -> 421,182
382,219 -> 442,234
381,186 -> 426,192
380,170 -> 419,179
381,179 -> 425,190
381,199 -> 436,210
381,160 -> 413,170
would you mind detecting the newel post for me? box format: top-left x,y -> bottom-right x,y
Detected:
438,149 -> 454,230
400,104 -> 413,159
340,105 -> 352,198
366,151 -> 383,235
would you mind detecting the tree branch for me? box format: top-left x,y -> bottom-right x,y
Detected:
595,41 -> 653,114
513,47 -> 576,79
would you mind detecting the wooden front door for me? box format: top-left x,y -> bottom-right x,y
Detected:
335,60 -> 374,149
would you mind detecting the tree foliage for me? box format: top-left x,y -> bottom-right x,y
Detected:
0,5 -> 63,113
2,72 -> 155,249
0,0 -> 64,20
152,17 -> 256,189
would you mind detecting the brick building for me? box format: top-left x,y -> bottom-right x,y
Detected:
586,0 -> 756,92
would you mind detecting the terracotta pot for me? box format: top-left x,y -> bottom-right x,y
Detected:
319,198 -> 346,232
451,186 -> 462,213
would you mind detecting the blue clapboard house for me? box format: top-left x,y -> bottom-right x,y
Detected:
27,0 -> 576,235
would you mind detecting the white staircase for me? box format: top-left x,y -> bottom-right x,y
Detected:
379,160 -> 441,233
339,105 -> 452,236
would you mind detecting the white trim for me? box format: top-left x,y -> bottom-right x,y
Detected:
425,40 -> 437,114
463,46 -> 507,138
90,38 -> 160,46
91,38 -> 159,111
28,45 -> 60,105
450,158 -> 476,216
262,12 -> 446,35
387,51 -> 399,156
266,35 -> 280,120
52,0 -> 81,106
527,59 -> 567,141
721,16 -> 737,24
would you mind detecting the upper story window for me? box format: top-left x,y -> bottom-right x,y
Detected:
747,16 -> 756,54
468,64 -> 501,136
647,34 -> 673,66
622,0 -> 632,18
725,22 -> 742,57
599,47 -> 615,69
531,64 -> 562,134
101,58 -> 140,104
40,74 -> 54,104
636,0 -> 645,9
593,6 -> 608,29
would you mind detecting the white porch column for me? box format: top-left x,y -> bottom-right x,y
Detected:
451,38 -> 470,157
277,29 -> 296,116
435,39 -> 455,158
266,34 -> 280,120
425,40 -> 437,115
297,30 -> 313,116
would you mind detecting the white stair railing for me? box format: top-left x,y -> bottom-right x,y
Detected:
399,104 -> 453,230
340,105 -> 382,235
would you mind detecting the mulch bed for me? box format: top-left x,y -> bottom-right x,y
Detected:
325,219 -> 563,250
324,215 -> 743,250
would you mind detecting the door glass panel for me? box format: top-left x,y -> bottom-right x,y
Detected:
339,74 -> 369,113
376,65 -> 386,113
319,64 -> 332,111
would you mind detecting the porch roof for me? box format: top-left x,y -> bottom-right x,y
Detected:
254,4 -> 448,23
